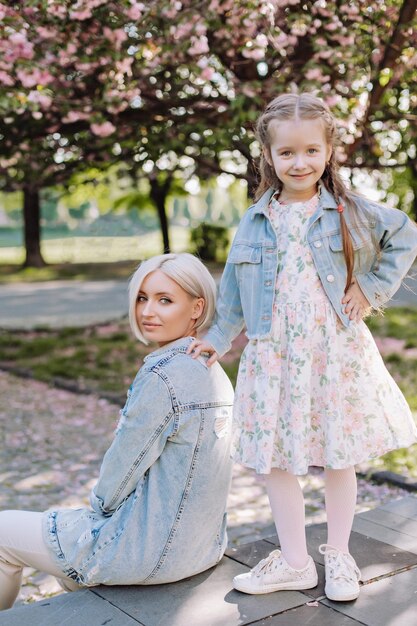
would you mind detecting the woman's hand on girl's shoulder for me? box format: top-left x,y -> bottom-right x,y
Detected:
186,338 -> 219,366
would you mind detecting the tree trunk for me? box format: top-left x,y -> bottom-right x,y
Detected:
23,187 -> 45,267
410,159 -> 417,222
149,176 -> 171,253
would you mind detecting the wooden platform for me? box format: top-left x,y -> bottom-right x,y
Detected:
2,495 -> 417,626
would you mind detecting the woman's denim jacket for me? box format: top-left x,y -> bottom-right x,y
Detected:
43,337 -> 234,585
205,186 -> 417,356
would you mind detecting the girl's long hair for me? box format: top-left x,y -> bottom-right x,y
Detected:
255,92 -> 357,292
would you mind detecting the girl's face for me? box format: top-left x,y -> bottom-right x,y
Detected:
265,118 -> 332,201
136,270 -> 204,347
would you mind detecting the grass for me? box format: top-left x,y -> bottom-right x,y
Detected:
1,303 -> 417,478
0,321 -> 143,402
367,307 -> 417,348
0,228 -> 189,267
0,260 -> 139,283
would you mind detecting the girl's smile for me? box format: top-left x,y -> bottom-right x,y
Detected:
265,118 -> 332,202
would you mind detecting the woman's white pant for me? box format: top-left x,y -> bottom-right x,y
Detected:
0,510 -> 81,610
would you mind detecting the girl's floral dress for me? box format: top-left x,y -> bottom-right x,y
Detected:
232,194 -> 417,475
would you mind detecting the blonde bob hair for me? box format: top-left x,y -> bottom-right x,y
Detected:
128,253 -> 216,344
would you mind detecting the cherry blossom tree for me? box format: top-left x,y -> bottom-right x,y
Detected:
0,0 -> 416,266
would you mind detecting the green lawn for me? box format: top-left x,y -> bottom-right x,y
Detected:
0,228 -> 189,266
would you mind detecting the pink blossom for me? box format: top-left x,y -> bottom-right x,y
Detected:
70,8 -> 92,20
8,34 -> 34,61
17,68 -> 54,88
172,22 -> 194,40
317,7 -> 332,17
318,49 -> 333,59
241,85 -> 257,98
306,68 -> 323,81
255,33 -> 268,48
116,57 -> 133,76
242,47 -> 265,60
47,2 -> 67,18
208,0 -> 221,10
343,4 -> 359,16
36,26 -> 56,39
0,70 -> 14,86
164,6 -> 179,19
127,4 -> 143,20
66,43 -> 77,55
274,32 -> 290,46
195,22 -> 207,37
9,32 -> 27,46
107,102 -> 129,114
338,36 -> 355,46
201,67 -> 215,80
28,91 -> 52,109
324,22 -> 339,32
325,94 -> 342,107
103,27 -> 128,50
63,110 -> 90,123
91,121 -> 116,137
76,61 -> 99,71
188,36 -> 209,56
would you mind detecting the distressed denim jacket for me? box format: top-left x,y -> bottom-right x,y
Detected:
43,337 -> 234,586
205,186 -> 417,356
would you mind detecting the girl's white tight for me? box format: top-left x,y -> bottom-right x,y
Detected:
0,510 -> 81,611
265,467 -> 357,569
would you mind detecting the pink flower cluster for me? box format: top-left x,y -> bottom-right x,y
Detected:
90,121 -> 116,137
17,68 -> 54,88
6,32 -> 34,62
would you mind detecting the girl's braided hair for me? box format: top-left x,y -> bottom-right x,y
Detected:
255,92 -> 357,292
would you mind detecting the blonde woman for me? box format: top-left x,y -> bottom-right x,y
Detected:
0,253 -> 234,609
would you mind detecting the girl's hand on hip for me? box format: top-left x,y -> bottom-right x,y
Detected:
341,278 -> 370,322
187,339 -> 219,366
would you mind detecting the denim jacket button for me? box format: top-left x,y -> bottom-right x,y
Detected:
262,315 -> 271,320
314,241 -> 322,248
264,280 -> 272,286
326,274 -> 335,282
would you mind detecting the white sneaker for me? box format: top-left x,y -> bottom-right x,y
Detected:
233,549 -> 318,594
319,544 -> 361,601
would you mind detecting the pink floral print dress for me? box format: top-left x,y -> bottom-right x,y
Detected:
232,194 -> 417,475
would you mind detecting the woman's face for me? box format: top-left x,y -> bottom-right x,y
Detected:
136,270 -> 204,347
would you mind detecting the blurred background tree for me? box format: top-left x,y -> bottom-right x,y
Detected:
0,0 -> 416,266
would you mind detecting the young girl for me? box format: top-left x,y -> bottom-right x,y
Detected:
189,93 -> 417,602
0,253 -> 234,610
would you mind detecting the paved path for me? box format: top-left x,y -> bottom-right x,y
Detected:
2,493 -> 417,625
0,280 -> 128,329
1,265 -> 417,329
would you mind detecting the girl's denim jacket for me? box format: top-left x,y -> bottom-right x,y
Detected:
205,186 -> 417,356
43,337 -> 234,586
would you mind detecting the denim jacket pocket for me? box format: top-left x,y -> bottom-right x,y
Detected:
228,244 -> 262,264
329,229 -> 372,252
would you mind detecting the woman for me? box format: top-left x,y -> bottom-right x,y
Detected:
0,253 -> 234,609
